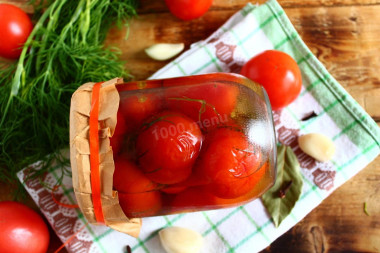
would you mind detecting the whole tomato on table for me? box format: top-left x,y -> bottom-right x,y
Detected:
165,0 -> 213,21
0,4 -> 33,59
0,201 -> 50,253
240,50 -> 302,110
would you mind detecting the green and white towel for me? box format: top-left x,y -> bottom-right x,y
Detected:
18,0 -> 380,252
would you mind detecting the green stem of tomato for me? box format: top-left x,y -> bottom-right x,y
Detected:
141,114 -> 177,131
168,96 -> 221,122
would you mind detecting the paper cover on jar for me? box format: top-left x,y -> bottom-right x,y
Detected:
69,77 -> 142,237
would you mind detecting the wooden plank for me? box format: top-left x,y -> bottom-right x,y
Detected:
286,6 -> 380,89
3,0 -> 380,16
137,0 -> 380,13
284,5 -> 380,121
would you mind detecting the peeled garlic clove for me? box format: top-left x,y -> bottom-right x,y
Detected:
159,226 -> 203,253
145,43 -> 185,61
298,133 -> 336,162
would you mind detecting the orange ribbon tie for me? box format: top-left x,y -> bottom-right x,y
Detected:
89,82 -> 105,223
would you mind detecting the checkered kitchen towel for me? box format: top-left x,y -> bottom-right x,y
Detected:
18,0 -> 380,252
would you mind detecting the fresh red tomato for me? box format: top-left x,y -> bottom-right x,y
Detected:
119,92 -> 161,131
119,191 -> 162,218
165,0 -> 213,21
240,50 -> 302,110
0,4 -> 33,59
113,157 -> 159,193
197,128 -> 263,199
0,201 -> 49,253
136,111 -> 203,184
165,83 -> 238,131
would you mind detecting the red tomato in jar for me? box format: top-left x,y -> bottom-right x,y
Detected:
110,110 -> 129,156
119,191 -> 162,218
114,110 -> 128,136
170,187 -> 216,213
160,185 -> 188,194
197,128 -> 263,199
110,135 -> 123,157
161,165 -> 211,194
165,83 -> 238,131
169,185 -> 265,213
119,93 -> 161,131
240,50 -> 302,110
116,80 -> 162,92
165,0 -> 213,21
170,185 -> 255,213
0,201 -> 49,253
0,4 -> 33,59
136,111 -> 203,184
211,162 -> 268,205
113,157 -> 159,193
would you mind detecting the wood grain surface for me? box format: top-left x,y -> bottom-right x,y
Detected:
1,0 -> 379,252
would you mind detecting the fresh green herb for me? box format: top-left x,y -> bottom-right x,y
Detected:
363,202 -> 370,216
261,144 -> 303,227
0,0 -> 138,188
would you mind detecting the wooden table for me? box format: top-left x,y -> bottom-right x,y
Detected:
1,0 -> 380,252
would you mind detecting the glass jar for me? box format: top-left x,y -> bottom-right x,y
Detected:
111,73 -> 277,218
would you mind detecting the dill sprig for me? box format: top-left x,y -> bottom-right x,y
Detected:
0,0 -> 138,187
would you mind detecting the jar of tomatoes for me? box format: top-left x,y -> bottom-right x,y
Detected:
111,73 -> 276,218
70,73 -> 276,234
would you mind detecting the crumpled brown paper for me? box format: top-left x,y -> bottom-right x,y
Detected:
70,78 -> 142,237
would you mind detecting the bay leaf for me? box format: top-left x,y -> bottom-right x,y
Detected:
261,144 -> 303,227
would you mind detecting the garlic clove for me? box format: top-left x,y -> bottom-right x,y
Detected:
298,133 -> 336,162
145,43 -> 185,61
159,226 -> 203,253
